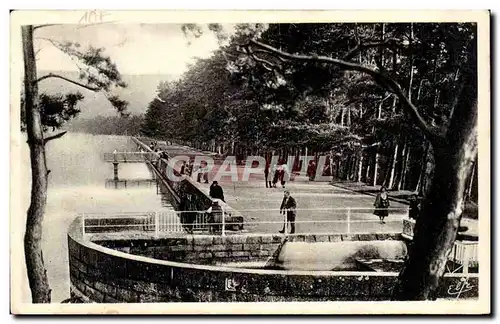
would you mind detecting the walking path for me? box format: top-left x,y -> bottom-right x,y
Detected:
331,181 -> 478,238
139,138 -> 477,238
332,181 -> 415,205
195,175 -> 408,235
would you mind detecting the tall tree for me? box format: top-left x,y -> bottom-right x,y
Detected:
236,23 -> 478,300
175,25 -> 478,299
21,25 -> 127,303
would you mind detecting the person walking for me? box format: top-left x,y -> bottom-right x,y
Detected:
408,194 -> 422,220
264,161 -> 270,188
272,164 -> 281,188
307,160 -> 316,181
279,190 -> 297,234
196,165 -> 202,182
374,186 -> 390,224
280,163 -> 289,188
196,161 -> 209,184
180,161 -> 186,175
179,195 -> 195,234
187,160 -> 194,177
209,181 -> 225,202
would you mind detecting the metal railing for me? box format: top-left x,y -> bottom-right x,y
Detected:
82,211 -> 183,236
80,205 -> 231,237
402,219 -> 478,273
448,240 -> 479,273
103,152 -> 158,163
80,206 -> 408,238
79,207 -> 479,272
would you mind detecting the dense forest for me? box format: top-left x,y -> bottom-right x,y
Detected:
66,115 -> 144,135
142,23 -> 477,202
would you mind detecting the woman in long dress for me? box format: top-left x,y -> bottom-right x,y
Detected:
374,186 -> 390,224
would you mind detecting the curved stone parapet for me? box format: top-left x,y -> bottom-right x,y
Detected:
68,217 -> 478,303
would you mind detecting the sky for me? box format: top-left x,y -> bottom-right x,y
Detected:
34,23 -> 234,77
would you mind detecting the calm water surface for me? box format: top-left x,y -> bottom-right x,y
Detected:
18,132 -> 173,303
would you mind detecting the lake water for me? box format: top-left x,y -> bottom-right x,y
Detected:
17,132 -> 173,303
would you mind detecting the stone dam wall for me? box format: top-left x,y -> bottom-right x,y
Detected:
68,218 -> 478,303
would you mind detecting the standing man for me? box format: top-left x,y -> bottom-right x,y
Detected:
279,190 -> 297,234
408,194 -> 422,220
180,161 -> 187,175
272,164 -> 281,188
264,160 -> 270,188
280,163 -> 289,188
187,159 -> 194,176
209,181 -> 225,202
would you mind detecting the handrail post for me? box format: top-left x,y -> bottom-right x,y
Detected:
347,207 -> 351,234
221,205 -> 226,237
283,209 -> 287,234
154,211 -> 159,238
463,243 -> 470,274
82,213 -> 85,236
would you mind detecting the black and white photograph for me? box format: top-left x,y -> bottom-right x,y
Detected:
9,10 -> 490,314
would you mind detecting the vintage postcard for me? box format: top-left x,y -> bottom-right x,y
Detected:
10,10 -> 490,315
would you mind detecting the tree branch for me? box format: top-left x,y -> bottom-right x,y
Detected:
35,37 -> 64,49
33,24 -> 59,31
343,38 -> 403,61
34,37 -> 85,72
252,48 -> 287,62
248,48 -> 281,71
44,131 -> 67,144
249,39 -> 441,143
35,73 -> 99,91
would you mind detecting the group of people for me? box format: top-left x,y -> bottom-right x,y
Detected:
147,140 -> 170,162
373,186 -> 423,224
207,181 -> 297,235
279,186 -> 417,233
179,160 -> 193,177
264,163 -> 290,188
177,180 -> 226,234
179,181 -> 226,234
148,141 -> 158,151
178,160 -> 210,183
178,182 -> 406,235
167,148 -> 426,235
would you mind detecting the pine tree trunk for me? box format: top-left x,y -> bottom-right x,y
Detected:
22,25 -> 52,303
372,152 -> 379,186
393,55 -> 478,300
365,154 -> 371,183
350,156 -> 355,181
351,155 -> 358,181
382,144 -> 393,188
357,154 -> 364,182
399,144 -> 411,190
415,143 -> 430,194
387,143 -> 399,189
465,156 -> 477,200
392,139 -> 406,190
421,146 -> 435,197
